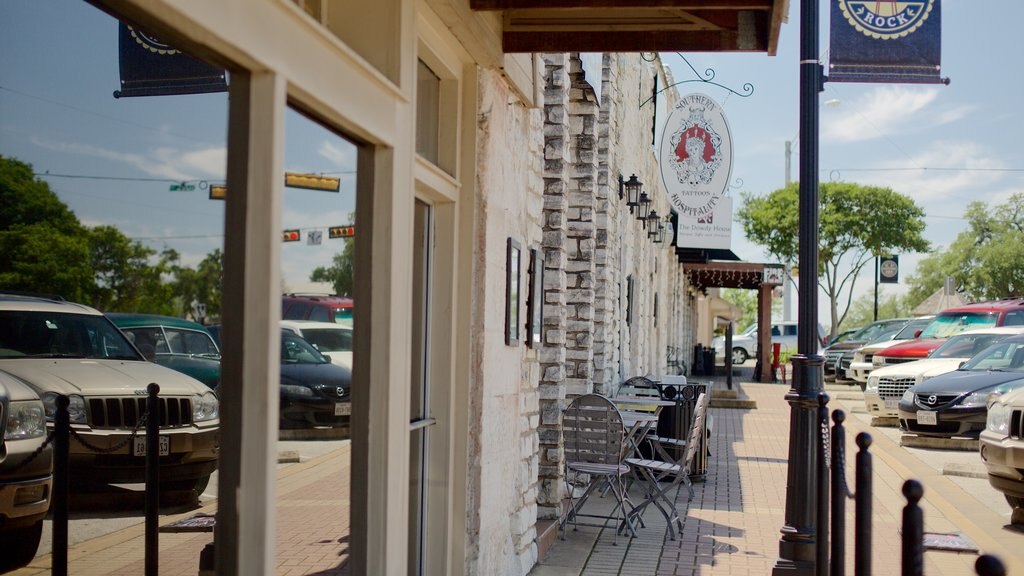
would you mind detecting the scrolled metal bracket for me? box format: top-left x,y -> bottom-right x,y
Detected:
639,52 -> 754,108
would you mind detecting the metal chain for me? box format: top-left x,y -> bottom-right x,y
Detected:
838,434 -> 855,499
3,429 -> 56,473
69,411 -> 149,454
820,415 -> 831,470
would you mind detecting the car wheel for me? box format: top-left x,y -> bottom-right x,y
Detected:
1006,494 -> 1024,509
0,521 -> 43,570
732,348 -> 748,365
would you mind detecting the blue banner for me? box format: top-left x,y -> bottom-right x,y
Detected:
115,24 -> 227,98
829,0 -> 946,84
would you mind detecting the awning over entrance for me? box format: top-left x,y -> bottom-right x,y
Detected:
470,0 -> 788,54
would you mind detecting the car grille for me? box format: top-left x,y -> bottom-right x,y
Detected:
87,396 -> 193,429
825,351 -> 844,362
903,419 -> 960,435
915,394 -> 959,409
840,357 -> 852,371
1012,410 -> 1024,439
878,357 -> 916,366
878,377 -> 916,398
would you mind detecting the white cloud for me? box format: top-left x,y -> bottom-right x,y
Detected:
318,140 -> 352,169
821,86 -> 972,144
30,136 -> 225,181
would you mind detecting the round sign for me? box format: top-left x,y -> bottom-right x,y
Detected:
839,0 -> 934,40
880,259 -> 898,279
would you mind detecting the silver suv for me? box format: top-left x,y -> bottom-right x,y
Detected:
0,370 -> 51,570
0,294 -> 219,493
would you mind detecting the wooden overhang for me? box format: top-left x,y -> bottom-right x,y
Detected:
684,261 -> 783,290
470,0 -> 788,54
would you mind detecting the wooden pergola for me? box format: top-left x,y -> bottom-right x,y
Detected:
685,261 -> 784,382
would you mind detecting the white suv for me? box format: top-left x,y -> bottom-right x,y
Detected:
0,294 -> 219,493
713,321 -> 824,365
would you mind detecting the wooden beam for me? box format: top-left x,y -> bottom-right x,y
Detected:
473,0 -> 772,9
503,28 -> 767,52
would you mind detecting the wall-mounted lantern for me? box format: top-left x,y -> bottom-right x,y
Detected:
621,174 -> 642,213
646,209 -> 660,234
637,191 -> 651,222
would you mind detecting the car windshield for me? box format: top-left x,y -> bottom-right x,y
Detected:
850,320 -> 905,342
931,333 -> 1010,359
122,327 -> 220,357
962,340 -> 1024,372
281,334 -> 330,364
332,308 -> 353,322
302,328 -> 352,353
0,310 -> 141,360
919,312 -> 999,339
892,317 -> 934,340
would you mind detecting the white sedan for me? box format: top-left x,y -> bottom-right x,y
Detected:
280,320 -> 353,372
864,326 -> 1024,418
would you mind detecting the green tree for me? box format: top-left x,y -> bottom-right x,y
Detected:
840,289 -> 911,332
166,249 -> 223,320
907,194 -> 1024,304
310,215 -> 355,296
738,181 -> 930,337
88,225 -> 175,313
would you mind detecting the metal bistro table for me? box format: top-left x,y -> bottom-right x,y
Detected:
612,397 -> 675,460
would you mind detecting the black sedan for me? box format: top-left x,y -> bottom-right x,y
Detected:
280,333 -> 351,429
898,335 -> 1024,438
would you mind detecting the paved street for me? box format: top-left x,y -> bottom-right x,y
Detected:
9,374 -> 1024,575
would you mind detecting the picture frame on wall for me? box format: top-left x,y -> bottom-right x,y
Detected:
506,238 -> 521,346
526,248 -> 544,348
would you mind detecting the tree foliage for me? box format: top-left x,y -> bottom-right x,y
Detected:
0,156 -> 223,319
907,194 -> 1024,304
737,181 -> 929,336
840,289 -> 911,333
310,214 -> 355,296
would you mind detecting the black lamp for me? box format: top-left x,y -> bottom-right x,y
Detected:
646,209 -> 660,234
657,215 -> 671,244
637,191 -> 651,221
622,174 -> 642,213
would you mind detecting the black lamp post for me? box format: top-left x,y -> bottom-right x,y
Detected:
622,174 -> 642,213
774,0 -> 826,571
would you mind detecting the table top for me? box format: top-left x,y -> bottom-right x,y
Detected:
612,396 -> 675,407
620,410 -> 660,428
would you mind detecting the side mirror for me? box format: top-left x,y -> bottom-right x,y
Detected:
323,354 -> 332,363
914,329 -> 923,338
958,361 -> 967,369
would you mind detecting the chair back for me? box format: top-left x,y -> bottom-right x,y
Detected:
562,394 -> 625,466
680,393 -> 710,475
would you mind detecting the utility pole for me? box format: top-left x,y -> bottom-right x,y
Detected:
783,141 -> 793,322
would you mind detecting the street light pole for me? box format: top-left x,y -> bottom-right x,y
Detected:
774,0 -> 825,571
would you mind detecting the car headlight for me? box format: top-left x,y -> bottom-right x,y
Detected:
40,392 -> 87,424
873,356 -> 885,367
281,385 -> 315,397
901,388 -> 915,403
865,376 -> 879,392
192,391 -> 219,422
962,384 -> 1017,409
988,401 -> 1011,435
5,400 -> 47,440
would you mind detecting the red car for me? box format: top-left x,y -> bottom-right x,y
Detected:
282,293 -> 354,324
874,298 -> 1024,369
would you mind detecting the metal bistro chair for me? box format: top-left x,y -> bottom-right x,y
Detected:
625,392 -> 709,540
560,393 -> 636,544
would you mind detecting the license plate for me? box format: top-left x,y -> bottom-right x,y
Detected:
133,435 -> 170,457
883,397 -> 899,410
917,410 -> 937,426
335,403 -> 351,416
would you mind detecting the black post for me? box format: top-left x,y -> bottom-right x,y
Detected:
873,257 -> 879,322
975,554 -> 1007,576
726,322 -> 734,390
145,383 -> 160,576
830,410 -> 847,576
774,0 -> 824,569
815,394 -> 829,576
52,395 -> 70,576
901,480 -> 924,576
854,433 -> 872,576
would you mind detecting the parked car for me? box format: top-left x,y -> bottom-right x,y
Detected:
108,313 -> 221,389
205,326 -> 351,429
279,332 -> 351,429
282,293 -> 354,324
712,320 -> 825,365
0,370 -> 51,570
0,294 -> 219,493
280,319 -> 353,372
980,385 -> 1024,516
897,334 -> 1024,438
823,318 -> 912,380
874,298 -> 1024,370
847,316 -> 935,384
865,327 -> 1024,418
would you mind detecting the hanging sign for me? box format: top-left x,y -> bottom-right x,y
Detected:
659,93 -> 733,220
879,255 -> 899,284
115,23 -> 227,98
829,0 -> 946,84
676,196 -> 733,250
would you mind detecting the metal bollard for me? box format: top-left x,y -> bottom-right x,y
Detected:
855,433 -> 872,576
145,383 -> 160,576
53,394 -> 70,576
830,409 -> 847,576
975,554 -> 1007,576
816,393 -> 829,576
901,479 -> 924,576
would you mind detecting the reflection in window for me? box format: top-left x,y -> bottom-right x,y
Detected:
416,60 -> 440,165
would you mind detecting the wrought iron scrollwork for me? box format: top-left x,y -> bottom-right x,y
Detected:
640,53 -> 754,109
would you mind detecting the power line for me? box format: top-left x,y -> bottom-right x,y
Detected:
825,167 -> 1024,173
35,172 -> 187,184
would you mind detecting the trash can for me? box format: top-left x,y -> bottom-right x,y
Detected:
655,380 -> 712,480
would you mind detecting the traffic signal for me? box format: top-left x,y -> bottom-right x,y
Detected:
282,229 -> 301,242
328,226 -> 355,239
209,185 -> 227,200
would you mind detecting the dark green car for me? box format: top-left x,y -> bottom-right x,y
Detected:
108,313 -> 221,389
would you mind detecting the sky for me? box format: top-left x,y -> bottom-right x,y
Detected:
2,0 -> 1023,327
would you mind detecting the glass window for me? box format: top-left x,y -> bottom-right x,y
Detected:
0,311 -> 138,360
309,305 -> 330,322
302,328 -> 352,352
1003,311 -> 1024,326
919,312 -> 1000,339
416,60 -> 440,164
283,303 -> 310,320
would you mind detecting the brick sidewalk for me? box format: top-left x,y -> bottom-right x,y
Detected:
532,378 -> 1021,576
